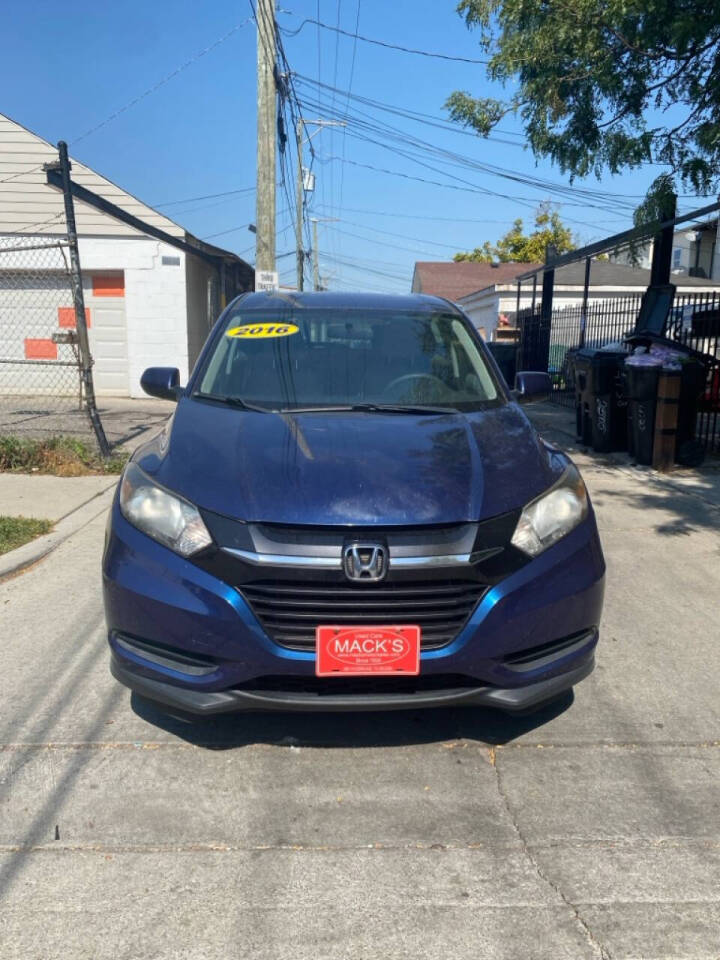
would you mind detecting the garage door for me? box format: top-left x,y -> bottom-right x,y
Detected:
87,273 -> 128,395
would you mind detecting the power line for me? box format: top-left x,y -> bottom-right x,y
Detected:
339,0 -> 362,211
202,223 -> 252,240
314,202 -> 630,225
72,18 -> 255,145
331,218 -> 473,250
295,73 -> 525,149
327,223 -> 458,259
1,20 -> 254,187
0,163 -> 48,187
279,15 -> 491,64
329,1 -> 343,244
154,187 -> 255,207
310,204 -> 541,224
318,239 -> 418,270
295,74 -> 642,211
320,251 -> 410,283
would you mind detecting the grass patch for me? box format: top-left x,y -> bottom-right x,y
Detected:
0,436 -> 127,476
0,516 -> 53,556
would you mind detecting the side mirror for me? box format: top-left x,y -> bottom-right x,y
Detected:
140,367 -> 182,402
513,371 -> 552,404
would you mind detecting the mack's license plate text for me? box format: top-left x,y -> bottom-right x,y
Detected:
315,625 -> 421,676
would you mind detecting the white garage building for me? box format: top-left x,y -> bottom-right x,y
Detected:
0,113 -> 253,397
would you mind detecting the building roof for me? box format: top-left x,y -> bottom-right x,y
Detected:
412,261 -> 541,301
459,257 -> 720,302
0,112 -> 250,277
552,260 -> 720,288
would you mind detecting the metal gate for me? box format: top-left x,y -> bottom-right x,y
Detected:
0,238 -> 90,439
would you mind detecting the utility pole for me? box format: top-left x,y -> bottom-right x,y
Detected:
295,120 -> 345,291
295,119 -> 305,291
312,218 -> 320,291
255,0 -> 276,274
309,217 -> 339,292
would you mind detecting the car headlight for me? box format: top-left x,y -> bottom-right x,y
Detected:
119,462 -> 212,557
511,464 -> 588,557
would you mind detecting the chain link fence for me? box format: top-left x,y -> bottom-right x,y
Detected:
0,236 -> 102,446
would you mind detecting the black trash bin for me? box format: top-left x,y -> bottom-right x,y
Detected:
625,363 -> 661,464
676,358 -> 707,466
573,349 -> 594,445
574,348 -> 627,451
588,350 -> 628,453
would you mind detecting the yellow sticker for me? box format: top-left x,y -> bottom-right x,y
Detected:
226,322 -> 299,339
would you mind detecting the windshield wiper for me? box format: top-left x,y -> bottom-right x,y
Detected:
192,392 -> 268,413
277,403 -> 455,415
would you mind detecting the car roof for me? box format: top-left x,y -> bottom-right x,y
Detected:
235,291 -> 462,314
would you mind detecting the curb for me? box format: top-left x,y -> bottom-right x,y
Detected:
0,482 -> 118,583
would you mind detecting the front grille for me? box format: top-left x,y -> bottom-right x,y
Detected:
239,579 -> 488,651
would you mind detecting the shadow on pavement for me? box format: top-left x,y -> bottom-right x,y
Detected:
130,690 -> 573,750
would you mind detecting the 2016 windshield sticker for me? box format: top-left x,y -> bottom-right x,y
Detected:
226,322 -> 299,339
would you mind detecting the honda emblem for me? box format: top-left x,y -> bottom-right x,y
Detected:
343,543 -> 387,582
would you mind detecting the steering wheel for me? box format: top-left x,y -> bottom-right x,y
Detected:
382,373 -> 447,401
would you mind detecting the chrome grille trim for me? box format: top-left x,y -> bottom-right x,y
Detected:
222,547 -> 479,569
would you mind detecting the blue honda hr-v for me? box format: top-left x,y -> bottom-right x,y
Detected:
103,292 -> 605,715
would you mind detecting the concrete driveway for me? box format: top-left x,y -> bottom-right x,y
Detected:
1,418 -> 719,959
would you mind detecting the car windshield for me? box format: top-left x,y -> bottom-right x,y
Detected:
196,308 -> 501,412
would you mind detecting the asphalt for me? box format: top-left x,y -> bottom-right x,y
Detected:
0,405 -> 719,960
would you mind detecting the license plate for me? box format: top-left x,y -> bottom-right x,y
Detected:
315,625 -> 421,677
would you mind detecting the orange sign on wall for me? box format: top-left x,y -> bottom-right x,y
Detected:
58,307 -> 92,329
25,339 -> 57,360
92,274 -> 125,297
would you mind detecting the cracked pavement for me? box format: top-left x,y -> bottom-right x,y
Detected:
1,412 -> 719,959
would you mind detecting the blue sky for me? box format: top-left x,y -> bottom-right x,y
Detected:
2,0 -> 696,291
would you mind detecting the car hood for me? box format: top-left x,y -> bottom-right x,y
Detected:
137,398 -> 564,526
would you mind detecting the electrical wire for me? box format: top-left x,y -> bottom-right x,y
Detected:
279,15 -> 491,64
327,223 -> 463,259
329,218 -> 477,251
72,17 -> 255,145
339,0 -> 362,211
294,74 -> 642,213
312,203 -> 629,225
329,0 -> 343,236
154,187 -> 255,207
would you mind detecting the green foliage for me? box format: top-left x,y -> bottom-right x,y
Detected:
0,516 -> 53,556
447,0 -> 720,206
454,204 -> 576,262
0,436 -> 126,476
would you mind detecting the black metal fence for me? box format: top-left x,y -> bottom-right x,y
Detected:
517,291 -> 720,452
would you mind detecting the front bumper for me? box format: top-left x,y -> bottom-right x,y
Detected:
110,650 -> 595,714
103,500 -> 605,714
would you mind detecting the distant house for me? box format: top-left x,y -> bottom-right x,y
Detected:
457,260 -> 720,340
411,261 -> 538,312
0,113 -> 253,397
610,218 -> 720,281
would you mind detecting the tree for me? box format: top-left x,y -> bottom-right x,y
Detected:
445,0 -> 720,218
454,204 -> 575,262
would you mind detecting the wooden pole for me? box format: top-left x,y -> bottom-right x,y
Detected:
255,0 -> 276,274
295,119 -> 304,291
313,219 -> 320,291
